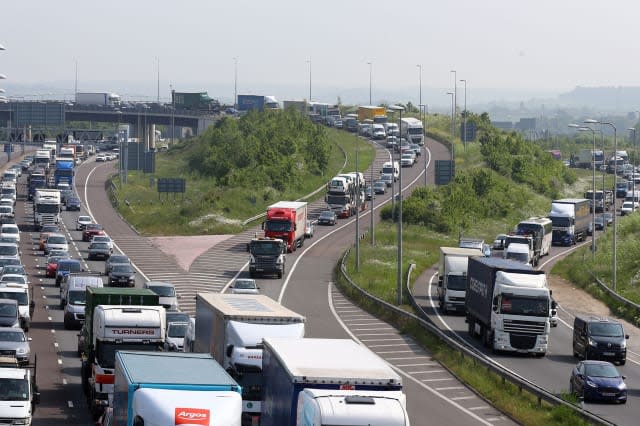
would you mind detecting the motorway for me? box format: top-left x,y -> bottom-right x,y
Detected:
18,135 -> 524,425
411,211 -> 640,425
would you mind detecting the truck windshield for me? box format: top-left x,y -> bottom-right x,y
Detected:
167,322 -> 188,338
407,127 -> 422,135
96,342 -> 163,368
382,166 -> 394,174
326,195 -> 349,205
264,221 -> 292,232
251,242 -> 283,255
0,378 -> 29,401
447,275 -> 467,291
0,292 -> 27,306
500,296 -> 549,317
550,217 -> 571,227
56,170 -> 74,177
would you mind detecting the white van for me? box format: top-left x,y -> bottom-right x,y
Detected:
2,171 -> 17,184
381,161 -> 400,182
183,317 -> 196,352
328,176 -> 351,194
625,191 -> 640,203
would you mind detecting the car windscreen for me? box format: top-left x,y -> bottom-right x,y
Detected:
112,264 -> 133,274
0,246 -> 17,256
584,363 -> 619,378
59,262 -> 81,273
150,286 -> 175,297
68,290 -> 86,306
47,236 -> 66,245
0,292 -> 27,306
0,330 -> 24,342
234,280 -> 256,290
589,322 -> 624,337
167,323 -> 188,338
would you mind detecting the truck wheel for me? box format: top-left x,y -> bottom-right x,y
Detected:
535,352 -> 546,358
482,328 -> 492,348
277,271 -> 283,279
467,318 -> 475,337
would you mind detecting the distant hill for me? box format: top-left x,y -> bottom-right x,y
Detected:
558,86 -> 640,111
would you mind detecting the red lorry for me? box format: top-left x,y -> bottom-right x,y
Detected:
263,201 -> 308,252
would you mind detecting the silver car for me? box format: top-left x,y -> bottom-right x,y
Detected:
230,278 -> 260,295
0,327 -> 31,365
143,281 -> 179,310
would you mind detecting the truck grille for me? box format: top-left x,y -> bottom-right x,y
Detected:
510,334 -> 538,350
449,296 -> 465,302
255,256 -> 276,268
503,319 -> 546,336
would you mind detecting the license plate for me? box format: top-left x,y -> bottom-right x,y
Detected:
603,352 -> 615,356
602,392 -> 616,397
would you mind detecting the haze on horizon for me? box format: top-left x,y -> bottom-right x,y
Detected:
1,0 -> 638,106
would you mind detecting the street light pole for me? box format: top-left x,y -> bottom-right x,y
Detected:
628,127 -> 636,209
447,92 -> 455,181
460,79 -> 467,151
156,57 -> 160,104
450,70 -> 457,140
417,64 -> 422,114
586,119 -> 617,290
367,62 -> 372,105
307,59 -> 312,101
572,124 -> 597,259
355,133 -> 360,271
233,57 -> 238,109
389,105 -> 405,305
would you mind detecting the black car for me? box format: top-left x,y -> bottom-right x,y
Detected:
104,254 -> 130,275
318,210 -> 337,226
65,196 -> 81,211
87,242 -> 111,260
364,186 -> 374,201
108,263 -> 135,287
570,360 -> 627,403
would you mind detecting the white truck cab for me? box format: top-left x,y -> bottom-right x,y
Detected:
503,242 -> 532,265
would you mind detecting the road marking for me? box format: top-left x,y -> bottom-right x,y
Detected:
54,342 -> 58,348
57,359 -> 62,365
67,401 -> 74,408
62,378 -> 67,385
451,395 -> 477,401
48,317 -> 52,321
436,386 -> 466,391
51,329 -> 55,334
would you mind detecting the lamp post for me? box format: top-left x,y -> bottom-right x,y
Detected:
571,124 -> 597,259
233,57 -> 238,109
370,134 -> 375,246
156,57 -> 160,104
355,132 -> 360,271
417,64 -> 422,114
586,119 -> 617,290
450,70 -> 457,139
460,79 -> 467,151
628,127 -> 636,209
388,104 -> 405,305
419,104 -> 427,187
307,59 -> 312,101
446,92 -> 455,181
367,62 -> 373,105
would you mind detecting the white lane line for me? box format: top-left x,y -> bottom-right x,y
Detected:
328,282 -> 494,426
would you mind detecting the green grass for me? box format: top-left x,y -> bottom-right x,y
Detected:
110,128 -> 375,235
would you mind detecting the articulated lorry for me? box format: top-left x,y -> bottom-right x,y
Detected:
465,257 -> 552,356
437,247 -> 482,313
548,198 -> 591,246
575,149 -> 604,169
172,91 -> 220,112
261,337 -> 409,426
263,201 -> 308,252
400,117 -> 424,145
78,287 -> 163,419
34,149 -> 51,170
248,237 -> 287,278
33,189 -> 61,228
54,159 -> 74,186
75,92 -> 121,107
194,293 -> 305,424
113,351 -> 242,426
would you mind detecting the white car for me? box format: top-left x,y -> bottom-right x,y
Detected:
95,153 -> 107,162
76,215 -> 93,231
44,233 -> 68,255
620,201 -> 639,216
400,153 -> 415,167
90,235 -> 113,251
0,224 -> 20,243
304,220 -> 314,238
230,278 -> 260,295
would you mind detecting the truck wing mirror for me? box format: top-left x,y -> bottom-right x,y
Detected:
226,344 -> 234,357
437,277 -> 443,287
33,392 -> 40,404
246,243 -> 250,252
551,301 -> 557,309
492,304 -> 499,313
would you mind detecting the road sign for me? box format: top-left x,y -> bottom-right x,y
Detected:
435,160 -> 455,185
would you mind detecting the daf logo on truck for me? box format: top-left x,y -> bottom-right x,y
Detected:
175,407 -> 210,425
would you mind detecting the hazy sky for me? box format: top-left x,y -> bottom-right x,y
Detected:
1,0 -> 638,105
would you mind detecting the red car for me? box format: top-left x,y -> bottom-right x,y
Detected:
82,223 -> 105,242
46,255 -> 67,278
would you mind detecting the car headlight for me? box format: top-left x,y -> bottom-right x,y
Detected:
588,338 -> 598,347
585,379 -> 598,388
621,340 -> 626,349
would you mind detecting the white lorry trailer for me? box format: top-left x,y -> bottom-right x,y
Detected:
194,293 -> 305,423
261,337 -> 409,426
465,257 -> 552,356
437,247 -> 481,313
75,92 -> 121,107
113,351 -> 243,426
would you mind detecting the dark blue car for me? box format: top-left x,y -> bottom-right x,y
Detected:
55,259 -> 82,287
66,196 -> 81,211
570,360 -> 627,403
